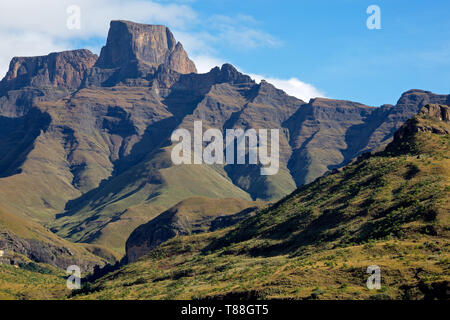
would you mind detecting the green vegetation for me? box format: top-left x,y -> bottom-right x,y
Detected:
70,107 -> 450,300
0,106 -> 448,300
51,146 -> 255,254
0,207 -> 113,268
126,197 -> 266,262
0,263 -> 67,300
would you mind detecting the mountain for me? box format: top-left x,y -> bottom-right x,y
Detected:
126,197 -> 266,262
95,21 -> 196,74
0,206 -> 115,270
0,20 -> 448,255
77,104 -> 449,300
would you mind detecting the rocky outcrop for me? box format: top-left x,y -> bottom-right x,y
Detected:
0,50 -> 97,117
0,208 -> 109,271
0,20 -> 449,257
0,230 -> 98,270
385,104 -> 450,155
419,104 -> 450,122
0,49 -> 97,92
96,20 -> 196,74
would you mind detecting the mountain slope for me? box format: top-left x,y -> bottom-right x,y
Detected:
77,105 -> 449,300
0,20 -> 448,255
0,206 -> 115,270
0,263 -> 68,300
126,197 -> 266,262
213,104 -> 450,255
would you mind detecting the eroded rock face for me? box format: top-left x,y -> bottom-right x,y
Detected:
0,49 -> 97,92
95,20 -> 197,74
419,104 -> 450,122
385,104 -> 450,155
0,20 -> 449,257
0,230 -> 106,271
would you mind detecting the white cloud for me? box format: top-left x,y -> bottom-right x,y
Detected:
249,74 -> 325,102
0,0 -> 197,38
207,14 -> 282,49
0,32 -> 70,79
190,55 -> 226,74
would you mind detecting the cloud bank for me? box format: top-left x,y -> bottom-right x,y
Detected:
250,74 -> 325,102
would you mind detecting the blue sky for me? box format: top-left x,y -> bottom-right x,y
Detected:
185,0 -> 450,105
0,0 -> 448,105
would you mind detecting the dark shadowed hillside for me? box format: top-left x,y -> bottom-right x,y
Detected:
126,197 -> 266,262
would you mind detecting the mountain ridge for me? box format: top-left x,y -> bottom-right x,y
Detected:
0,20 -> 448,255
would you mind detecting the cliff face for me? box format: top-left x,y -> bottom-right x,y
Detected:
96,21 -> 196,74
88,20 -> 196,87
0,49 -> 98,118
1,49 -> 97,92
0,207 -> 110,271
419,104 -> 450,123
0,20 -> 448,255
387,104 -> 450,154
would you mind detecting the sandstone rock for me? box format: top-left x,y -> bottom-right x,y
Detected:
419,104 -> 450,122
95,20 -> 196,74
0,20 -> 449,258
385,104 -> 450,155
0,49 -> 97,92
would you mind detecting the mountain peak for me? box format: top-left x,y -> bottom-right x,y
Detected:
95,20 -> 197,74
207,63 -> 254,84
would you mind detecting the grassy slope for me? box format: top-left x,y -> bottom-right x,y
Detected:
52,148 -> 253,254
0,264 -> 68,300
0,207 -> 117,267
0,207 -> 115,300
126,196 -> 267,262
74,108 -> 449,300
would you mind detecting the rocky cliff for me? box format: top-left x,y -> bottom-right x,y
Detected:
0,207 -> 112,270
96,20 -> 196,73
1,49 -> 97,92
0,49 -> 97,118
0,20 -> 448,255
87,20 -> 196,87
